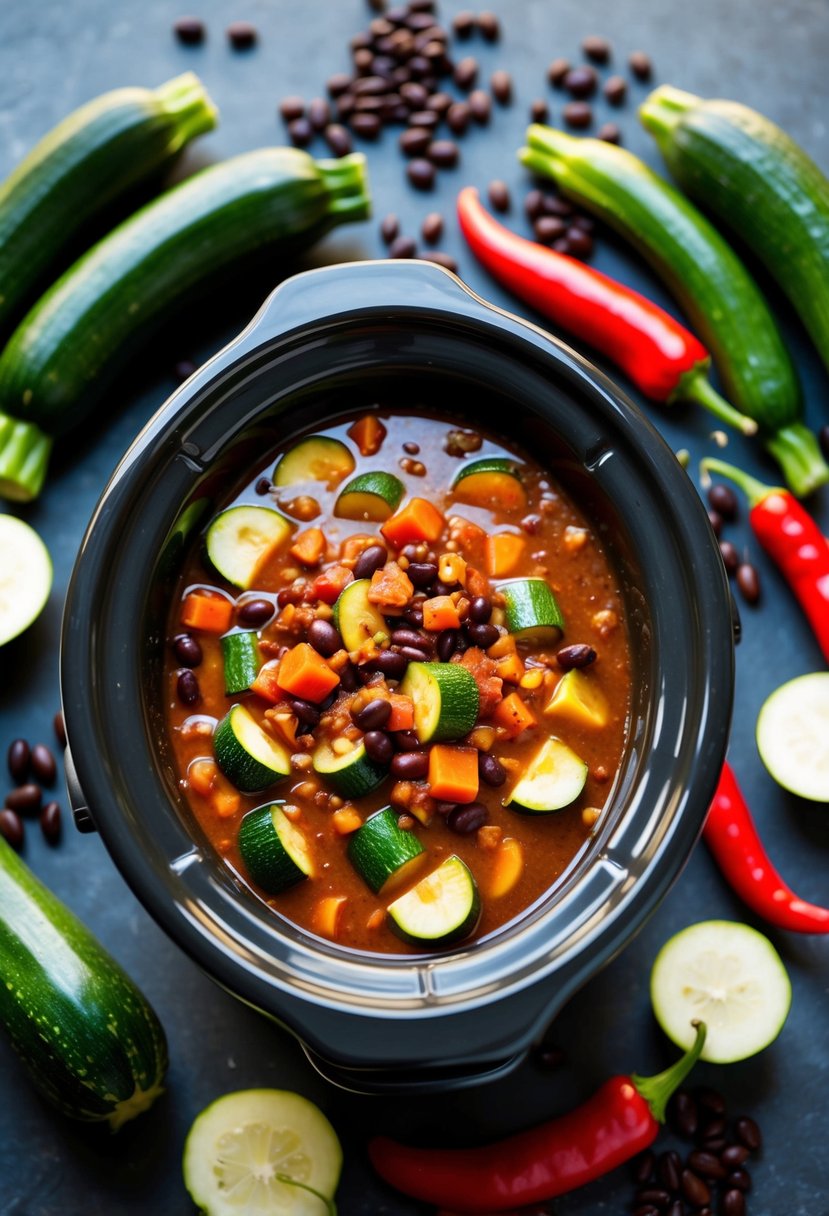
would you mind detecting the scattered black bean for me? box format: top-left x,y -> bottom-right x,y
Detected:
735,1116 -> 762,1152
279,95 -> 305,122
391,628 -> 432,651
40,800 -> 61,844
728,1168 -> 752,1192
226,20 -> 257,48
406,156 -> 436,188
8,739 -> 29,784
719,540 -> 740,574
552,236 -> 571,254
694,1087 -> 726,1116
542,193 -> 574,217
391,750 -> 429,779
452,55 -> 477,90
478,11 -> 500,40
466,621 -> 499,648
5,783 -> 41,815
706,509 -> 723,538
397,644 -> 433,662
721,1145 -> 750,1169
597,122 -> 622,144
427,91 -> 453,116
325,123 -> 353,157
0,808 -> 23,849
564,101 -> 593,128
479,752 -> 506,787
408,108 -> 440,129
582,34 -> 611,62
736,562 -> 761,605
632,1151 -> 655,1185
530,98 -> 550,123
339,662 -> 360,691
30,744 -> 56,787
363,730 -> 393,765
428,139 -> 459,168
556,642 -> 597,669
452,10 -> 476,37
629,50 -> 653,80
722,1189 -> 746,1216
176,669 -> 201,706
548,57 -> 571,86
657,1150 -> 682,1192
446,101 -> 471,134
53,711 -> 66,749
632,1204 -> 659,1215
406,562 -> 438,588
688,1150 -> 728,1181
468,89 -> 492,123
668,1090 -> 699,1138
408,0 -> 436,13
237,598 -> 274,627
421,212 -> 444,243
400,126 -> 433,156
468,596 -> 492,623
327,73 -> 353,97
702,1115 -> 728,1141
491,69 -> 512,103
400,80 -> 427,107
703,1137 -> 727,1154
604,74 -> 627,105
353,545 -> 389,580
372,649 -> 409,678
389,234 -> 418,258
564,66 -> 597,98
488,180 -> 510,212
173,16 -> 205,44
525,189 -> 545,219
707,483 -> 738,519
436,628 -> 459,661
255,476 -> 271,495
448,802 -> 487,833
534,215 -> 568,244
571,214 -> 595,233
403,603 -> 425,626
635,1188 -> 672,1208
306,619 -> 340,657
566,227 -> 594,257
353,47 -> 374,74
352,111 -> 383,139
680,1169 -> 710,1206
288,117 -> 314,147
337,94 -> 357,120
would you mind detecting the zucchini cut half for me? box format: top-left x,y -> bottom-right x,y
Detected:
452,457 -> 526,510
333,578 -> 389,652
388,855 -> 480,946
347,807 -> 425,893
0,515 -> 52,646
756,672 -> 829,802
273,435 -> 355,488
506,736 -> 587,813
205,505 -> 291,590
220,630 -> 261,695
214,704 -> 291,793
238,803 -> 314,894
335,471 -> 404,522
312,738 -> 388,799
501,578 -> 565,645
398,661 -> 480,743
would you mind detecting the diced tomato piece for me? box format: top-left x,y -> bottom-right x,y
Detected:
387,693 -> 414,731
312,564 -> 353,604
368,562 -> 414,610
457,647 -> 503,718
347,414 -> 387,456
251,659 -> 284,704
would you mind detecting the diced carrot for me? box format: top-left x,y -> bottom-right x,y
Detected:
278,642 -> 340,702
486,532 -> 526,578
368,562 -> 413,610
332,808 -> 363,835
491,691 -> 537,739
387,693 -> 414,731
381,497 -> 445,547
312,564 -> 353,604
366,908 -> 385,931
340,533 -> 377,562
495,653 -> 525,684
347,413 -> 387,456
251,659 -> 284,704
188,758 -> 218,797
290,527 -> 325,566
488,837 -> 524,897
313,896 -> 348,939
180,592 -> 234,634
422,595 -> 461,631
428,745 -> 479,803
212,787 -> 241,819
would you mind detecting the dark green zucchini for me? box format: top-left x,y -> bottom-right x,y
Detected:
520,126 -> 828,498
640,87 -> 829,383
0,148 -> 371,502
0,73 -> 217,337
0,836 -> 168,1129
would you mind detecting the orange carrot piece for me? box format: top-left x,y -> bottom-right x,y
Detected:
340,533 -> 377,562
251,659 -> 284,704
188,758 -> 218,797
180,592 -> 233,634
313,895 -> 348,938
491,691 -> 537,739
290,527 -> 325,566
312,563 -> 353,604
495,653 -> 525,684
422,595 -> 461,631
488,837 -> 524,897
278,642 -> 340,701
428,745 -> 479,803
387,693 -> 414,731
381,497 -> 445,547
486,532 -> 526,578
347,414 -> 387,456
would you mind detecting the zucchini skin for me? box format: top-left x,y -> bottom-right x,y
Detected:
0,73 -> 217,335
640,87 -> 829,375
0,836 -> 168,1130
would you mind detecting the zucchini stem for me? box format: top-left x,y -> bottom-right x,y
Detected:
675,366 -> 758,435
638,86 -> 699,141
0,414 -> 53,502
764,423 -> 829,498
317,154 -> 372,222
154,72 -> 219,151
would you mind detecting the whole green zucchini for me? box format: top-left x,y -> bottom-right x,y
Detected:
0,148 -> 371,502
640,86 -> 829,378
0,73 -> 217,336
0,836 -> 167,1130
520,126 -> 829,498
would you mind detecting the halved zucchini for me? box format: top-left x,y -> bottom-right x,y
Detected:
501,578 -> 565,645
452,457 -> 526,510
387,855 -> 480,946
273,435 -> 355,488
505,736 -> 587,813
205,505 -> 291,590
214,704 -> 292,793
335,471 -> 404,522
312,738 -> 388,799
238,803 -> 314,894
544,669 -> 609,729
347,807 -> 425,893
332,578 -> 389,651
220,630 -> 261,696
398,661 -> 480,743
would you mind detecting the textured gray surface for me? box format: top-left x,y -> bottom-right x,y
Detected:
0,1 -> 827,1213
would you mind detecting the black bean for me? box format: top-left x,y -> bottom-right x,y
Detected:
564,101 -> 593,128
176,670 -> 200,706
421,212 -> 444,243
40,801 -> 61,844
695,1086 -> 726,1115
689,1150 -> 728,1180
707,508 -> 723,537
719,540 -> 740,574
327,73 -> 353,97
173,16 -> 205,44
735,1116 -> 762,1152
468,89 -> 491,123
5,783 -> 41,814
372,649 -> 409,679
454,56 -> 478,89
407,157 -> 436,188
0,808 -> 23,849
408,0 -> 436,14
478,11 -> 499,40
542,193 -> 574,217
436,629 -> 458,661
288,117 -> 314,147
668,1089 -> 699,1137
530,98 -> 550,123
565,66 -> 597,97
657,1150 -> 681,1191
548,57 -> 571,86
488,180 -> 510,212
353,545 -> 389,580
430,578 -> 455,597
427,91 -> 453,116
448,802 -> 487,833
468,595 -> 492,623
172,633 -> 202,671
373,55 -> 398,78
722,1190 -> 745,1216
400,127 -> 432,156
237,598 -> 274,627
446,102 -> 470,134
393,730 -> 421,752
337,94 -> 357,120
8,739 -> 29,784
324,124 -> 353,157
582,34 -> 611,62
466,621 -> 499,648
391,750 -> 429,779
566,227 -> 594,257
428,140 -> 459,168
728,1168 -> 752,1192
354,698 -> 392,731
408,108 -> 440,129
351,32 -> 372,52
525,189 -> 545,219
632,1207 -> 659,1216
479,752 -> 506,787
736,563 -> 761,605
702,1114 -> 727,1141
708,483 -> 738,519
635,1188 -> 671,1207
307,619 -> 341,657
571,213 -> 595,233
279,95 -> 305,122
667,1203 -> 684,1216
380,213 -> 400,244
364,730 -> 394,765
319,689 -> 339,712
389,234 -> 418,259
30,744 -> 56,787
632,1150 -> 655,1184
353,92 -> 386,111
354,47 -> 374,74
354,73 -> 390,95
491,70 -> 512,104
255,476 -> 271,495
629,50 -> 653,80
352,112 -> 382,139
403,442 -> 420,456
553,237 -> 572,254
702,1137 -> 727,1154
339,662 -> 360,691
391,628 -> 432,651
288,699 -> 320,728
555,643 -> 596,670
226,21 -> 257,48
403,604 -> 425,627
53,711 -> 66,749
534,215 -> 568,244
604,74 -> 627,105
452,9 -> 476,37
680,1169 -> 710,1205
721,1145 -> 750,1169
597,122 -> 622,144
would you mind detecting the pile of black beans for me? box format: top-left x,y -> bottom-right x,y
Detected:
1,718 -> 64,848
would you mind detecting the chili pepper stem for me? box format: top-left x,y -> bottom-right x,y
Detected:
675,366 -> 758,435
764,423 -> 829,498
700,456 -> 782,507
276,1174 -> 337,1215
631,1021 -> 707,1123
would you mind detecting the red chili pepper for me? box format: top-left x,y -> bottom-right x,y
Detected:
703,457 -> 829,662
456,187 -> 756,436
704,761 -> 829,933
368,1023 -> 706,1213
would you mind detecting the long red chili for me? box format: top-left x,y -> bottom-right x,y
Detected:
369,1023 -> 706,1213
703,457 -> 829,662
456,187 -> 756,435
705,761 -> 829,933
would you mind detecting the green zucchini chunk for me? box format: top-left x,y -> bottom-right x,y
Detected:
398,662 -> 480,743
347,807 -> 425,893
335,471 -> 404,521
0,835 -> 168,1129
505,736 -> 588,812
221,630 -> 261,695
273,435 -> 355,487
332,578 -> 389,652
312,738 -> 388,799
206,505 -> 292,590
387,855 -> 480,946
214,704 -> 292,793
500,578 -> 565,645
238,803 -> 314,894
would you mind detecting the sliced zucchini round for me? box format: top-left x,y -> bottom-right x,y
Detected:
205,505 -> 291,590
332,578 -> 389,652
501,578 -> 565,645
273,435 -> 355,488
238,803 -> 314,894
505,736 -> 587,812
312,737 -> 387,799
756,672 -> 829,802
214,704 -> 291,793
0,514 -> 52,646
347,807 -> 425,893
220,630 -> 261,696
452,457 -> 526,510
398,661 -> 480,743
388,855 -> 480,946
335,471 -> 404,522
